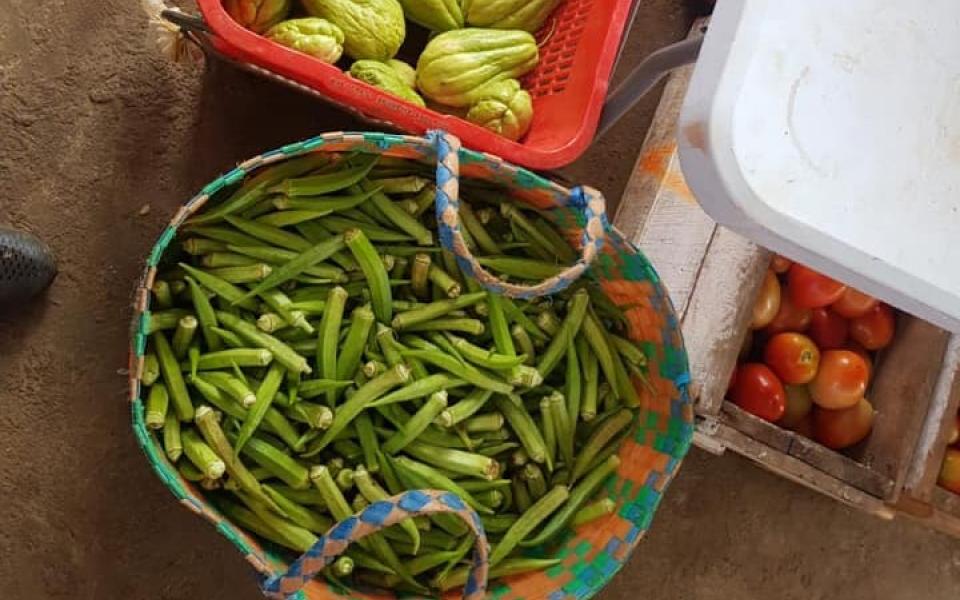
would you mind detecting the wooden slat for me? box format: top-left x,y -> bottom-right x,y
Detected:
712,423 -> 895,518
682,228 -> 770,414
903,335 -> 960,501
852,316 -> 949,499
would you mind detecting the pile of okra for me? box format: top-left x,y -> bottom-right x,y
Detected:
141,152 -> 650,593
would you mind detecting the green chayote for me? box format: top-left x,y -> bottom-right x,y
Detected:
224,0 -> 292,33
387,59 -> 417,88
398,0 -> 464,31
265,18 -> 345,63
466,79 -> 533,140
351,60 -> 426,107
416,28 -> 539,107
465,0 -> 562,32
302,0 -> 406,60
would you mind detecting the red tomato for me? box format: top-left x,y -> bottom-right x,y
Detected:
849,304 -> 895,350
813,398 -> 875,450
809,308 -> 850,350
809,350 -> 870,409
763,333 -> 820,385
844,341 -> 873,379
939,448 -> 960,494
751,270 -> 781,329
831,287 -> 879,319
729,363 -> 786,422
771,255 -> 793,274
949,416 -> 960,446
787,264 -> 848,308
764,294 -> 812,335
779,385 -> 813,428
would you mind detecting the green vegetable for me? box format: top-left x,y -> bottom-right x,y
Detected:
265,17 -> 344,63
224,0 -> 291,33
350,60 -> 426,107
301,0 -> 405,60
466,79 -> 534,141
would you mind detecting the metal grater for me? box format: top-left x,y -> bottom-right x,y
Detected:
0,227 -> 57,304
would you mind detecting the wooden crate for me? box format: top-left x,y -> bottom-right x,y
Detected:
614,24 -> 951,521
898,336 -> 960,535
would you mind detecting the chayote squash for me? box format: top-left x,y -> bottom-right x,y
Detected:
387,59 -> 417,88
351,60 -> 426,107
301,0 -> 405,60
464,0 -> 563,32
416,28 -> 539,107
225,0 -> 292,34
398,0 -> 464,32
265,18 -> 345,63
466,78 -> 533,140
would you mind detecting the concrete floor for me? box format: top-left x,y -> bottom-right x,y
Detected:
1,1 -> 959,598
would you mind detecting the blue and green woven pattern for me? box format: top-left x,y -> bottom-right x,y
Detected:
127,130 -> 693,600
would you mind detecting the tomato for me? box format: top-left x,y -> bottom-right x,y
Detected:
949,416 -> 960,446
831,287 -> 879,319
751,270 -> 781,329
809,350 -> 870,409
764,294 -> 812,335
771,254 -> 793,274
729,363 -> 786,422
779,385 -> 813,428
849,304 -> 895,350
792,413 -> 815,438
809,308 -> 849,349
787,264 -> 848,308
939,448 -> 960,494
763,333 -> 820,385
844,341 -> 873,378
813,398 -> 875,449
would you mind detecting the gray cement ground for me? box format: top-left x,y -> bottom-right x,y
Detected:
1,1 -> 958,598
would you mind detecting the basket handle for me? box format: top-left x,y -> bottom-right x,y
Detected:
260,489 -> 490,600
429,130 -> 608,299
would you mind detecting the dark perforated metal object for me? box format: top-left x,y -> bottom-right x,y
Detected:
0,227 -> 57,304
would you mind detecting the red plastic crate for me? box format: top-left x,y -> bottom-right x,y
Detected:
196,0 -> 634,169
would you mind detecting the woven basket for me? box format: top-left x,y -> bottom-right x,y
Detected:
128,131 -> 693,600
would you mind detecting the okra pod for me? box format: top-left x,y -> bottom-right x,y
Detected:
227,245 -> 347,282
272,155 -> 377,197
283,401 -> 334,430
297,378 -> 354,399
163,411 -> 183,462
171,316 -> 198,359
400,349 -> 512,394
490,485 -> 568,565
152,280 -> 173,309
178,461 -> 204,482
303,364 -> 411,456
463,413 -> 504,433
324,216 -> 413,242
536,310 -> 561,336
511,474 -> 532,512
147,309 -> 191,334
190,348 -> 273,371
446,334 -> 526,370
572,498 -> 617,526
145,383 -> 169,430
234,363 -> 284,453
460,201 -> 501,255
239,435 -> 310,489
427,265 -> 461,298
476,256 -> 565,280
332,556 -> 355,578
256,210 -> 330,228
361,180 -> 433,246
391,291 -> 485,330
476,442 -> 518,457
182,428 -> 226,480
571,408 -> 633,482
273,184 -> 381,212
153,331 -> 194,422
354,412 -> 379,473
343,228 -> 393,323
184,225 -> 263,248
209,326 -> 244,349
336,304 -> 375,383
179,264 -> 258,311
142,352 -> 160,386
383,391 -> 448,454
236,235 -> 348,302
268,484 -> 326,506
336,468 -> 355,491
437,558 -> 563,592
263,484 -> 333,533
411,253 -> 431,298
219,499 -> 313,552
405,318 -> 485,336
495,395 -> 547,464
216,311 -> 312,374
184,276 -> 221,350
548,392 -> 574,468
403,440 -> 501,480
522,463 -> 547,499
536,288 -> 589,379
539,397 -> 556,469
391,456 -> 493,515
502,297 -> 548,343
441,389 -> 494,426
522,455 -> 620,548
182,238 -> 227,255
198,371 -> 256,408
476,489 -> 505,509
224,216 -> 311,252
205,264 -> 272,284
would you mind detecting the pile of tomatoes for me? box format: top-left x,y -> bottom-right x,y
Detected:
727,256 -> 895,450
